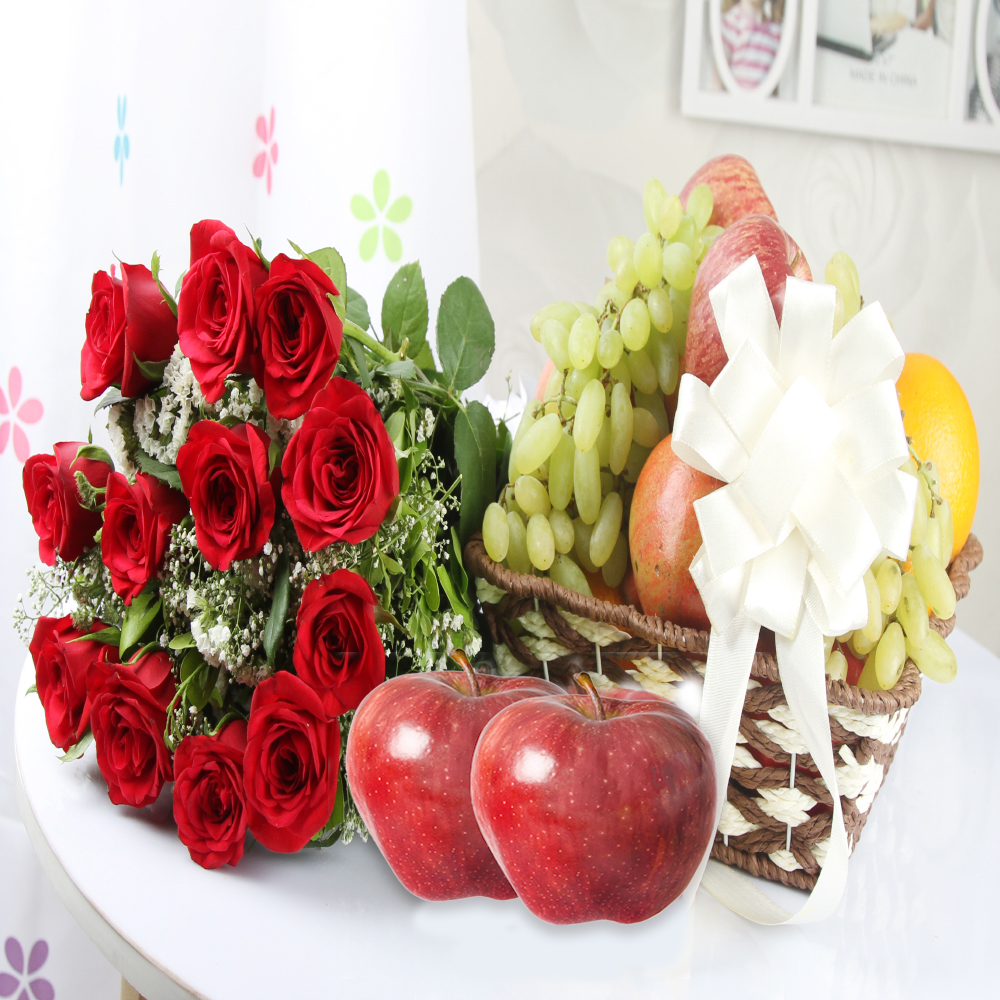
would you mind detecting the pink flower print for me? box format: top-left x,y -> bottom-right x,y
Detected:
253,107 -> 278,195
0,367 -> 43,463
0,937 -> 54,1000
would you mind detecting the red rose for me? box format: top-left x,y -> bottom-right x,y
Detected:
177,220 -> 268,403
88,648 -> 176,809
281,378 -> 398,549
175,420 -> 275,571
173,721 -> 248,869
29,615 -> 107,752
101,472 -> 189,604
293,570 -> 385,715
243,672 -> 341,853
251,254 -> 343,419
80,263 -> 179,402
23,442 -> 113,564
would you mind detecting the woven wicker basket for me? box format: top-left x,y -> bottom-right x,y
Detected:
465,532 -> 983,890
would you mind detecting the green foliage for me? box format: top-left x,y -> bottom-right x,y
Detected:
133,354 -> 169,383
381,262 -> 428,356
58,729 -> 94,763
345,286 -> 371,331
262,548 -> 291,666
436,277 -> 495,392
150,251 -> 178,317
289,241 -> 347,320
120,587 -> 162,656
135,448 -> 183,491
454,401 -> 496,546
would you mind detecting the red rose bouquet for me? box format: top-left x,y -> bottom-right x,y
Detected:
16,225 -> 502,867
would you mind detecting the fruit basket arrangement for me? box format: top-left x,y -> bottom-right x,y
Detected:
464,156 -> 983,899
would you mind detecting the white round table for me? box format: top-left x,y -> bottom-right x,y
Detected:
15,632 -> 997,998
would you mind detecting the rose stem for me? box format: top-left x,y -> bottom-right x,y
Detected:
573,672 -> 606,721
449,649 -> 481,697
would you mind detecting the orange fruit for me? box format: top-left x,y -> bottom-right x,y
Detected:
896,353 -> 979,560
584,570 -> 626,606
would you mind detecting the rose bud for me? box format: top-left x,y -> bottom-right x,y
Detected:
80,262 -> 179,401
23,442 -> 113,565
101,472 -> 189,604
243,672 -> 341,853
88,647 -> 176,809
281,378 -> 399,549
175,420 -> 275,571
173,721 -> 249,869
29,616 -> 108,752
252,254 -> 343,420
293,570 -> 385,716
177,220 -> 268,403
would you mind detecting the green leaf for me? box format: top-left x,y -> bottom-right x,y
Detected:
450,526 -> 469,596
380,552 -> 404,576
424,561 -> 441,612
454,401 -> 497,547
437,277 -> 495,392
262,548 -> 291,666
58,729 -> 94,762
413,341 -> 436,372
69,626 -> 121,646
347,335 -> 372,389
133,354 -> 169,383
289,242 -> 346,319
246,228 -> 270,268
308,776 -> 345,846
378,360 -> 417,380
374,606 -> 407,633
267,439 -> 282,478
168,632 -> 196,650
93,388 -> 125,413
381,262 -> 428,355
384,409 -> 406,448
75,443 -> 114,468
345,286 -> 370,331
120,591 -> 162,655
135,448 -> 183,491
180,649 -> 218,713
437,565 -> 474,630
174,270 -> 187,300
25,684 -> 36,696
150,251 -> 178,317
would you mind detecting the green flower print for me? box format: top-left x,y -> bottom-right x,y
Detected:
351,170 -> 412,262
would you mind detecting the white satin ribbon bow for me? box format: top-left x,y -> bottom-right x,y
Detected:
673,255 -> 916,923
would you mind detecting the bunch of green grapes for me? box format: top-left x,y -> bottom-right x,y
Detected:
481,181 -> 722,597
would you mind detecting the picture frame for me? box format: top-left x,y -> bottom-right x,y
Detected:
681,0 -> 1000,153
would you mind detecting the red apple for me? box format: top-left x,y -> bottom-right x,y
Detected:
680,154 -> 778,229
471,674 -> 716,924
684,213 -> 812,386
345,651 -> 560,901
629,435 -> 722,631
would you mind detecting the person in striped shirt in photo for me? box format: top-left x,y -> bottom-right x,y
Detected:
721,0 -> 783,89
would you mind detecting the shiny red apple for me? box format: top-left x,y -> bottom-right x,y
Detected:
470,674 -> 716,924
684,213 -> 812,386
345,651 -> 561,901
680,153 -> 778,229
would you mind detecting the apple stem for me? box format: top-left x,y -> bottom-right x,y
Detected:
449,649 -> 481,697
574,672 -> 606,721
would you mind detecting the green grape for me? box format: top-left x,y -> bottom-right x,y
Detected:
647,287 -> 673,333
531,301 -> 580,343
527,512 -> 555,571
596,280 -> 631,313
620,298 -> 651,351
626,348 -> 658,395
506,510 -> 531,574
673,216 -> 697,248
549,508 -> 575,554
825,648 -> 849,682
573,379 -> 605,453
508,401 -> 540,482
565,363 -> 598,400
663,242 -> 697,290
602,533 -> 628,589
857,653 -> 878,690
573,518 -> 600,573
547,434 -> 575,511
596,417 -> 612,468
643,179 -> 667,235
549,553 -> 592,596
659,194 -> 683,241
615,252 -> 639,295
635,391 -> 669,439
824,252 -> 861,323
634,233 -> 663,288
693,236 -> 707,263
938,496 -> 954,566
611,359 -> 631,394
599,470 -> 614,497
609,382 -> 633,475
905,629 -> 957,684
632,407 -> 662,449
862,569 -> 883,642
515,412 -> 563,476
702,224 -> 724,252
503,484 -> 524,518
911,543 -> 957,619
875,621 -> 906,690
901,456 -> 919,477
897,572 -> 929,649
876,559 -> 902,615
925,510 -> 943,565
543,366 -> 563,402
606,235 -> 632,272
850,629 -> 875,658
514,475 -> 551,517
910,478 -> 930,547
483,502 -> 510,563
597,325 -> 624,369
574,445 -> 601,524
540,318 -> 571,371
568,313 -> 600,370
686,183 -> 714,231
575,301 -> 599,319
646,331 -> 679,395
624,442 -> 651,483
824,634 -> 835,659
590,492 -> 623,567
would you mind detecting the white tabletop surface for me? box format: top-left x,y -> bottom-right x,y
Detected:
15,630 -> 998,999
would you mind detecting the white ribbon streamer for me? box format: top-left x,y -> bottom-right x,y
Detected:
675,256 -> 916,924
